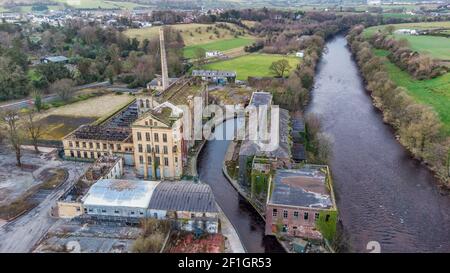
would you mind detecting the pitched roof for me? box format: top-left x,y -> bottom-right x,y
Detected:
249,92 -> 272,107
149,182 -> 218,213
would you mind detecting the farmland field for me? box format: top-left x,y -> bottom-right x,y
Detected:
36,93 -> 134,140
183,38 -> 254,59
364,21 -> 450,60
374,49 -> 450,134
201,54 -> 300,81
124,23 -> 252,46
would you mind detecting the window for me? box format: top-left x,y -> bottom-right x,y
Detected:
117,144 -> 121,151
325,214 -> 330,222
70,151 -> 74,157
88,208 -> 93,212
114,210 -> 119,214
293,211 -> 299,219
175,157 -> 178,163
84,208 -> 87,213
191,213 -> 195,218
155,157 -> 160,165
272,209 -> 278,217
154,122 -> 158,126
139,211 -> 144,215
153,213 -> 157,218
145,132 -> 150,141
283,210 -> 288,219
145,121 -> 148,126
137,132 -> 142,141
315,212 -> 320,220
89,142 -> 93,149
101,209 -> 106,213
139,155 -> 143,164
147,156 -> 152,164
164,157 -> 169,166
163,146 -> 168,154
155,145 -> 160,154
162,133 -> 167,142
109,144 -> 114,150
138,144 -> 143,153
304,212 -> 309,220
146,144 -> 151,153
83,151 -> 87,158
96,143 -> 100,149
97,152 -> 101,158
154,133 -> 159,142
103,143 -> 107,150
69,141 -> 73,147
130,211 -> 135,215
75,141 -> 79,148
82,142 -> 86,148
76,151 -> 81,158
90,152 -> 94,158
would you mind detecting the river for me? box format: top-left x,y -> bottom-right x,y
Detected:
306,36 -> 450,252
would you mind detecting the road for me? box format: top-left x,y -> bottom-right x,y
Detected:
0,161 -> 88,253
0,81 -> 110,111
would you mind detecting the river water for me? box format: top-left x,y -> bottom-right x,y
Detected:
197,35 -> 450,253
306,36 -> 450,252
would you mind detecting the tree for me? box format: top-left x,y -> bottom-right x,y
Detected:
32,89 -> 42,112
384,25 -> 396,35
194,47 -> 206,61
0,56 -> 30,101
50,78 -> 75,101
269,59 -> 291,78
24,109 -> 42,153
0,109 -> 23,166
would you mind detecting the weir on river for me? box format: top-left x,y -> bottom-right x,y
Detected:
197,35 -> 450,253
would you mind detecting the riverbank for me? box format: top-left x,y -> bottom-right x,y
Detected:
307,35 -> 450,252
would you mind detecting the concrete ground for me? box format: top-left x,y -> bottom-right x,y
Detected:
33,220 -> 140,253
0,145 -> 89,252
218,204 -> 246,253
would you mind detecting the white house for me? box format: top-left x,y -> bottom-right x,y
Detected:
205,51 -> 222,58
295,51 -> 305,58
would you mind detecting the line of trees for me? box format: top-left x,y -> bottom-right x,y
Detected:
347,25 -> 449,186
369,31 -> 448,79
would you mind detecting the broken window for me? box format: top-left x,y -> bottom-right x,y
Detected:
75,141 -> 79,148
273,209 -> 278,217
103,143 -> 107,150
325,214 -> 330,222
293,211 -> 299,219
76,151 -> 81,157
82,142 -> 86,148
70,151 -> 74,157
89,142 -> 93,149
96,143 -> 100,149
315,213 -> 320,220
304,212 -> 309,220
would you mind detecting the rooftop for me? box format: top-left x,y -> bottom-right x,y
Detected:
149,182 -> 218,213
42,55 -> 69,63
71,125 -> 131,141
82,179 -> 160,209
269,166 -> 334,209
249,91 -> 273,108
239,108 -> 291,159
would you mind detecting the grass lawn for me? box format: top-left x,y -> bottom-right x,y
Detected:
183,38 -> 254,59
201,53 -> 300,81
124,23 -> 252,46
374,49 -> 450,135
364,21 -> 450,60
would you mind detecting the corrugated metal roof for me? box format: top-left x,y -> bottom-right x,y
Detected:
82,179 -> 159,209
149,182 -> 218,213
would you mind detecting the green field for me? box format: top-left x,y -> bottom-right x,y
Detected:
201,53 -> 300,80
364,21 -> 450,60
125,23 -> 252,46
183,38 -> 254,59
374,49 -> 450,134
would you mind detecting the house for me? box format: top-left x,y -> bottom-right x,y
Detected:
81,179 -> 219,233
205,51 -> 222,58
192,70 -> 236,84
265,165 -> 337,241
40,55 -> 69,64
295,51 -> 304,58
394,29 -> 418,35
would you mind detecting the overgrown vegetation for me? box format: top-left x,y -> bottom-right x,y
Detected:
347,25 -> 449,186
132,219 -> 171,253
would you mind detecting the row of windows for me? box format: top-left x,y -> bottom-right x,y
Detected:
136,132 -> 168,143
85,207 -> 144,216
69,150 -> 109,159
272,209 -> 330,222
139,155 -> 176,166
68,141 -> 131,152
137,144 -> 173,155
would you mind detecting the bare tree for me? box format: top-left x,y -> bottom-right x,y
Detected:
270,59 -> 292,78
24,109 -> 43,154
0,110 -> 23,167
50,78 -> 75,101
